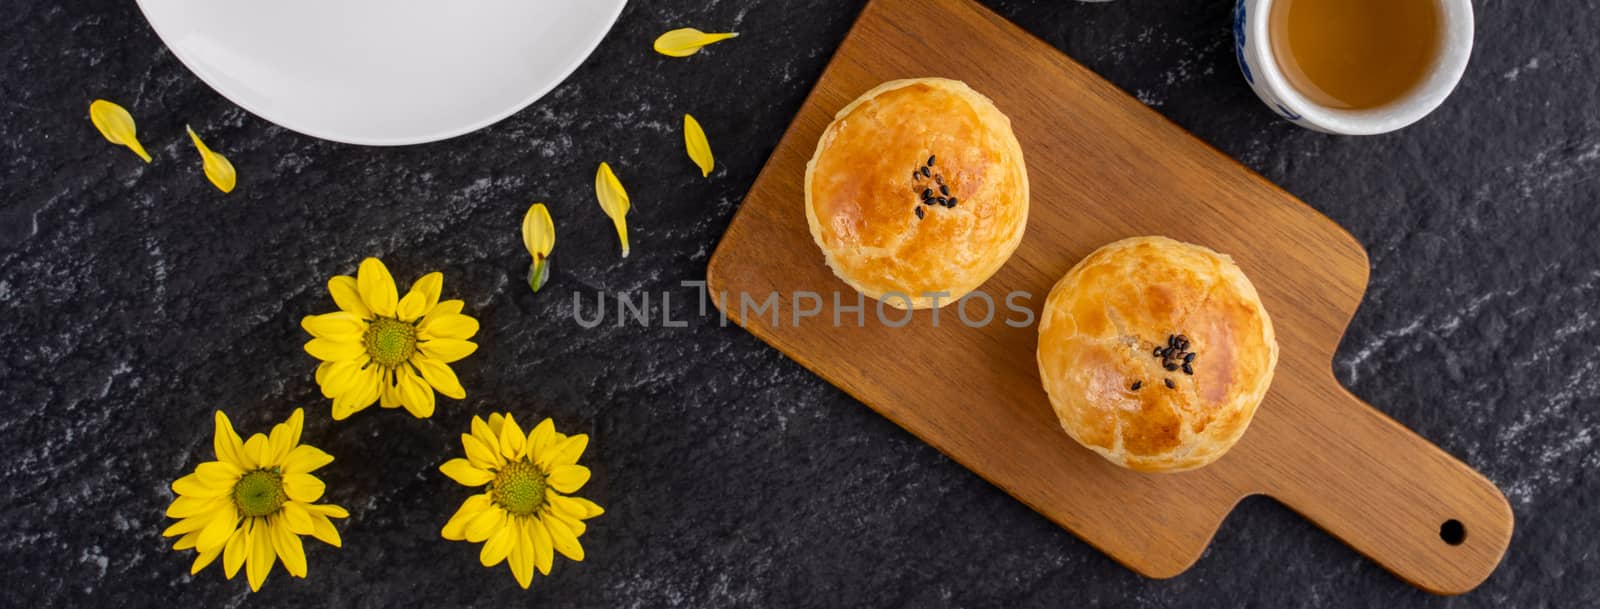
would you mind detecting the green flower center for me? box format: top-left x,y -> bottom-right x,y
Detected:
491,460 -> 548,516
363,317 -> 418,367
233,469 -> 286,517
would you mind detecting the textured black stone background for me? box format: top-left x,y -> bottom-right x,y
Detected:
2,0 -> 1596,607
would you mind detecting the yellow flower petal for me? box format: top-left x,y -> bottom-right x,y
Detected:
265,408 -> 304,466
247,517 -> 275,591
595,162 -> 631,258
546,464 -> 591,494
413,356 -> 466,400
543,514 -> 585,561
486,413 -> 506,437
173,530 -> 201,551
526,418 -> 557,462
422,299 -> 464,326
527,515 -> 555,575
564,514 -> 587,538
242,433 -> 270,470
418,313 -> 479,341
380,375 -> 402,410
186,126 -> 237,193
172,473 -> 228,498
305,337 -> 364,362
281,501 -> 317,535
308,503 -> 350,519
89,99 -> 151,163
509,519 -> 535,589
318,358 -> 367,401
462,433 -> 501,470
380,369 -> 402,409
191,543 -> 223,575
282,444 -> 334,475
419,338 -> 477,363
653,28 -> 739,57
332,368 -> 380,420
327,276 -> 372,318
282,473 -> 326,503
498,413 -> 526,461
382,379 -> 399,411
163,515 -> 211,537
464,506 -> 507,543
315,360 -> 334,389
308,512 -> 343,548
442,493 -> 492,541
523,203 -> 555,294
395,367 -> 435,418
683,113 -> 715,177
194,461 -> 243,488
213,410 -> 246,469
541,434 -> 590,468
223,526 -> 249,579
545,492 -> 589,521
440,458 -> 494,487
267,515 -> 308,578
569,496 -> 606,519
480,522 -> 515,567
301,312 -> 365,341
196,504 -> 239,552
357,258 -> 399,318
166,495 -> 222,519
522,203 -> 555,259
396,272 -> 442,322
471,416 -> 502,457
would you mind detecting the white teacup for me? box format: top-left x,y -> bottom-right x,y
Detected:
1231,0 -> 1474,135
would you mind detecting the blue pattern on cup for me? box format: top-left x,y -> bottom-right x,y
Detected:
1233,0 -> 1253,86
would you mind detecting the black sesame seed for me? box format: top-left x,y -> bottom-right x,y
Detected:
921,166 -> 931,178
940,185 -> 950,196
1130,381 -> 1142,391
922,188 -> 933,199
1183,352 -> 1195,363
1160,346 -> 1173,358
947,197 -> 957,206
1165,378 -> 1176,389
1182,364 -> 1193,375
1168,335 -> 1177,347
927,155 -> 936,166
914,206 -> 925,219
943,198 -> 956,208
1164,363 -> 1178,371
1152,347 -> 1163,358
922,198 -> 936,206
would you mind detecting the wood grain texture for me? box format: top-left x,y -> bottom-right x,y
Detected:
705,0 -> 1512,594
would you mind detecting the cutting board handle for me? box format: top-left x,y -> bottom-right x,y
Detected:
1256,373 -> 1514,594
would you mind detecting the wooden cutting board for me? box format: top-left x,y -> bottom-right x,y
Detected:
705,0 -> 1512,594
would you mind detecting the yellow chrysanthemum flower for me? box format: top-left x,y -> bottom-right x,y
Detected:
302,257 -> 480,420
162,409 -> 348,591
439,413 -> 604,589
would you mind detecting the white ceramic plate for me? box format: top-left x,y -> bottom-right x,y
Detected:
136,0 -> 628,145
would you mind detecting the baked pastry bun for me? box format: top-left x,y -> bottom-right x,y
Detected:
1036,236 -> 1278,472
805,78 -> 1028,309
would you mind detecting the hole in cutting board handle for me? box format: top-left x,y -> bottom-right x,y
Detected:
1439,519 -> 1467,545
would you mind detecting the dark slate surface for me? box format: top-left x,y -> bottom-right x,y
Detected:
2,0 -> 1596,607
